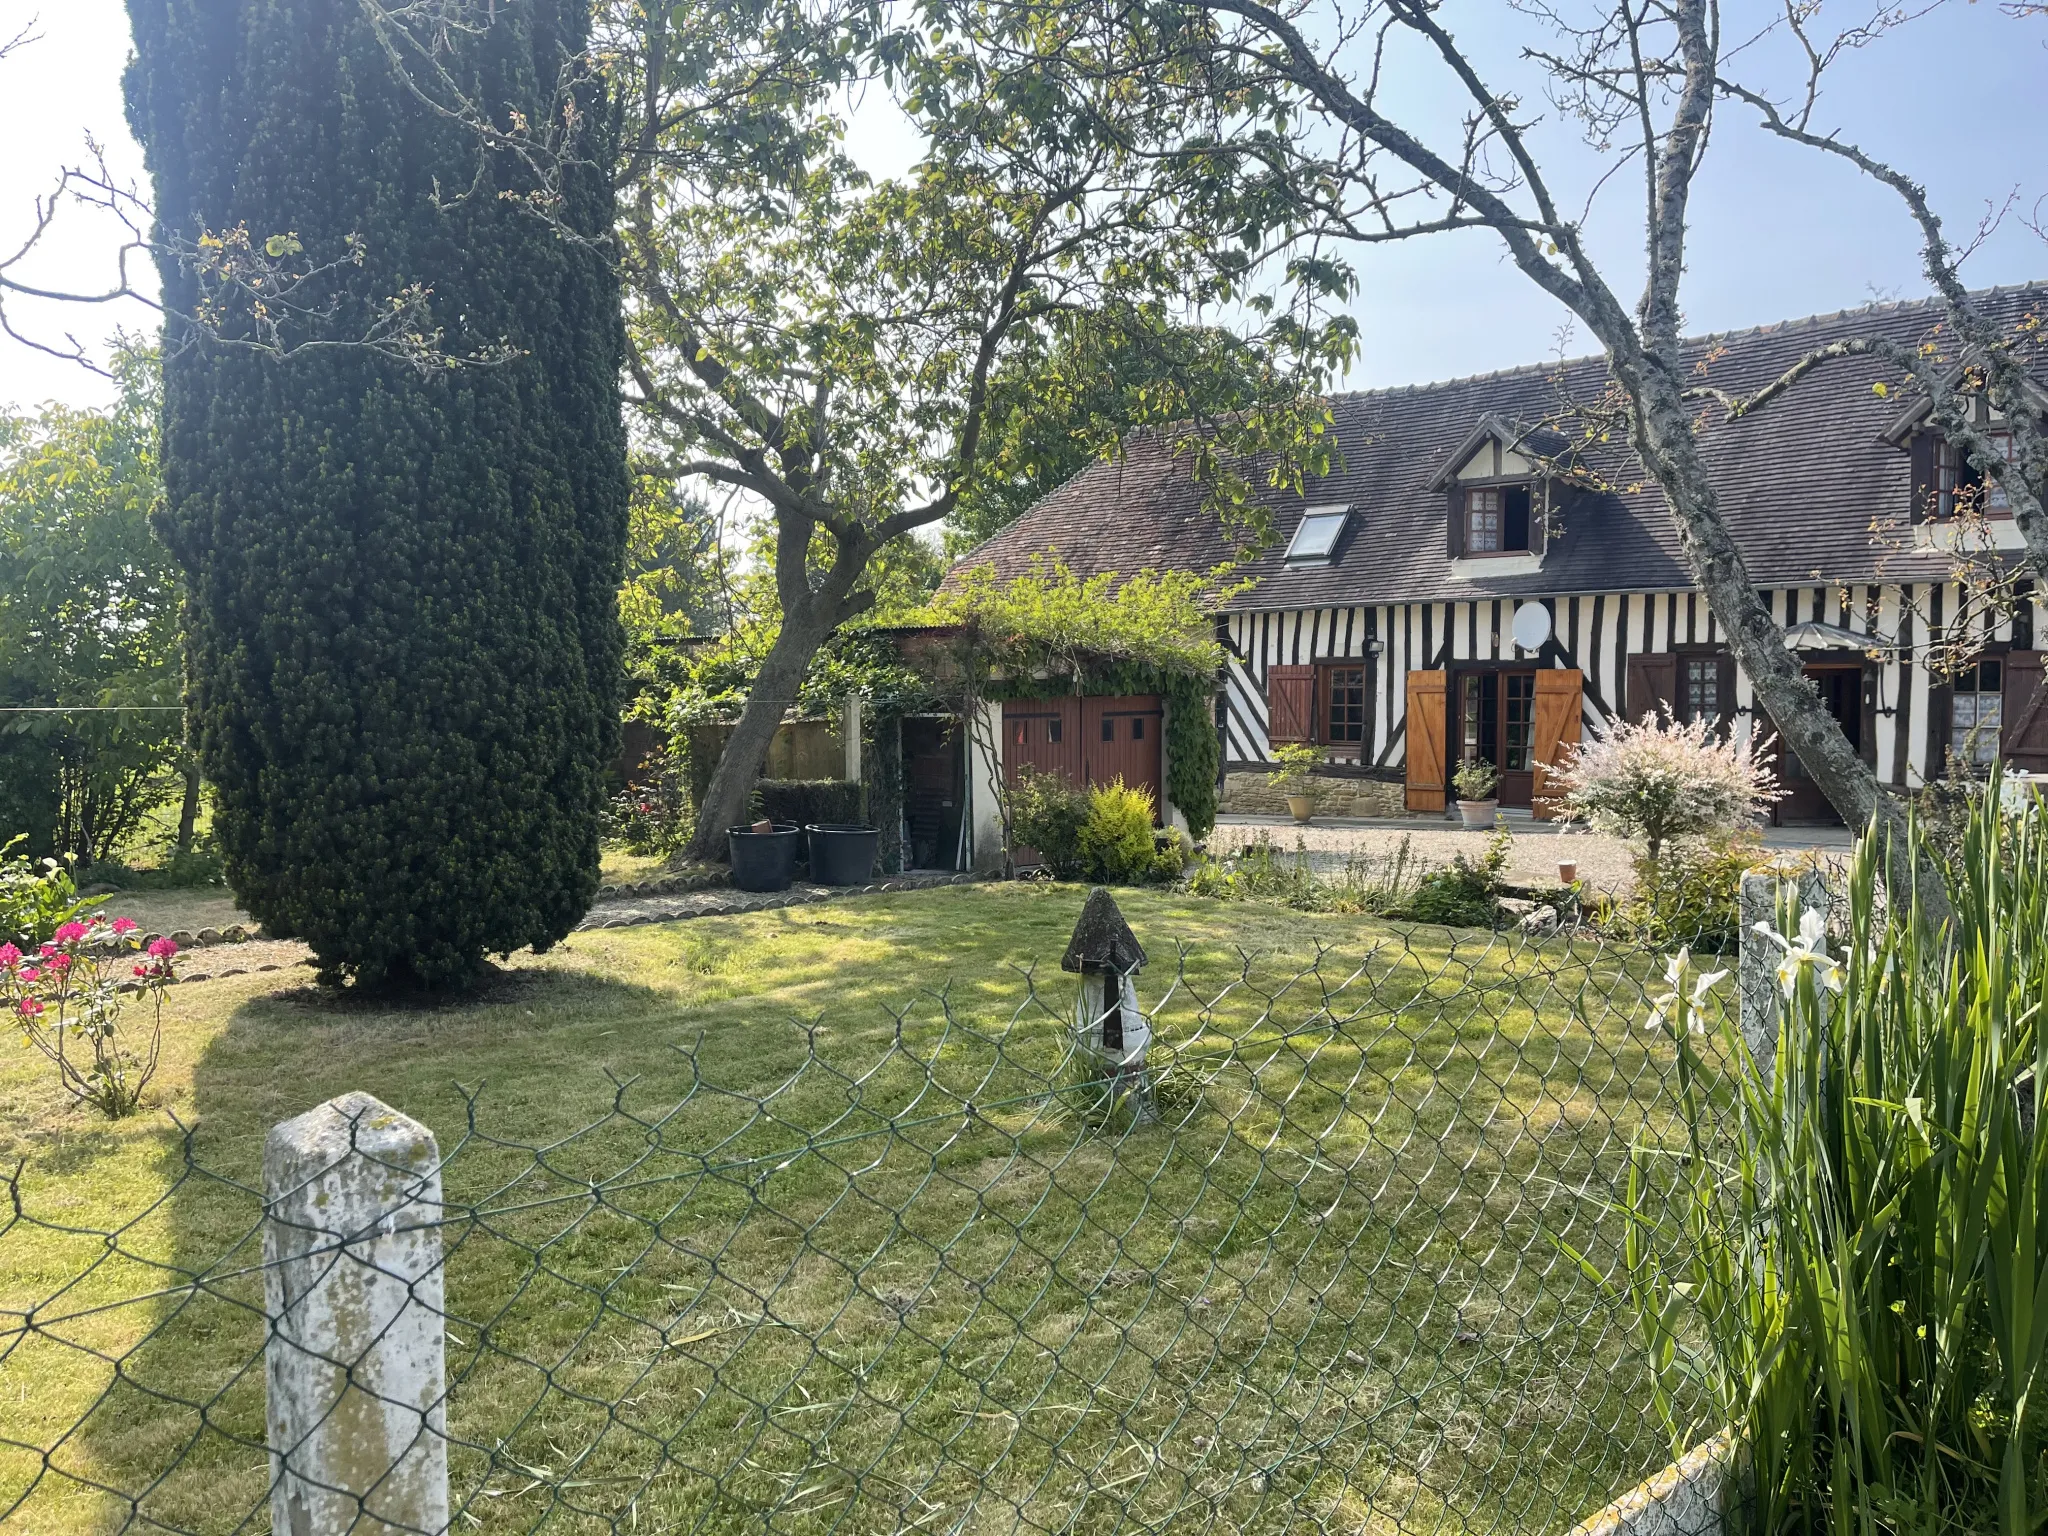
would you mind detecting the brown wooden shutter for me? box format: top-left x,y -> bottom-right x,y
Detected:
1405,671 -> 1448,812
1909,429 -> 1937,524
1531,669 -> 1585,821
2004,651 -> 2048,772
1625,653 -> 1678,724
1266,665 -> 1316,747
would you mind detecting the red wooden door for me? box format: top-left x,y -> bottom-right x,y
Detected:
1082,695 -> 1164,818
1001,698 -> 1083,788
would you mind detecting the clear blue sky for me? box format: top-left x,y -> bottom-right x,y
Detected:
2,0 -> 2043,412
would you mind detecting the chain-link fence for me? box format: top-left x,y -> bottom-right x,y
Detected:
1,901 -> 1745,1536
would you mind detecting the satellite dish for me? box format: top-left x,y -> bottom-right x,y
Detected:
1510,602 -> 1552,652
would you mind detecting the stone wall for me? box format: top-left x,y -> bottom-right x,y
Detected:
1220,771 -> 1407,819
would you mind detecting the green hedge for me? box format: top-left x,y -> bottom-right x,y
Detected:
754,780 -> 866,829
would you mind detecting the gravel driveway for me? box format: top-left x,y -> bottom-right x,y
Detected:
1206,814 -> 1852,898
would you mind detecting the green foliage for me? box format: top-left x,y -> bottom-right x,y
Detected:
1613,779 -> 2048,1536
1010,766 -> 1089,880
125,0 -> 629,987
1267,744 -> 1324,792
0,350 -> 184,864
0,836 -> 98,948
1160,673 -> 1220,840
1612,831 -> 1761,955
1451,757 -> 1502,802
1186,832 -> 1418,915
1010,770 -> 1181,885
1077,780 -> 1159,885
942,555 -> 1235,684
1403,831 -> 1511,929
754,780 -> 865,830
946,311 -> 1302,553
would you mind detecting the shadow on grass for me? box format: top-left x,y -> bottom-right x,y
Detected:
5,890 -> 1711,1536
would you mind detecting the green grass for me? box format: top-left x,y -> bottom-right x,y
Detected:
0,885 -> 1695,1536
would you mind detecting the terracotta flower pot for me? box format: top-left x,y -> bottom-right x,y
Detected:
1557,859 -> 1580,886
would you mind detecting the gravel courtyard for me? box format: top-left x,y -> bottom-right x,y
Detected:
1205,814 -> 1853,898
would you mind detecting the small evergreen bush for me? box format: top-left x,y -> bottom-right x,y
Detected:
1077,780 -> 1159,884
1613,829 -> 1761,953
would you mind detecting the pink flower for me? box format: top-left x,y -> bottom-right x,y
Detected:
0,944 -> 18,968
51,921 -> 88,946
111,917 -> 138,936
47,954 -> 70,973
38,943 -> 56,959
133,964 -> 147,977
147,938 -> 178,960
18,997 -> 42,1018
19,967 -> 39,983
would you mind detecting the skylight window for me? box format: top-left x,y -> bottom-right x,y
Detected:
1284,506 -> 1350,565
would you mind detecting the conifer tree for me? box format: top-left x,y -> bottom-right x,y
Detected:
124,0 -> 628,988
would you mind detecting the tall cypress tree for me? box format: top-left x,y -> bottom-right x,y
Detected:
124,0 -> 628,988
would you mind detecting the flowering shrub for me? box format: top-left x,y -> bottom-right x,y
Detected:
1550,712 -> 1781,862
3,915 -> 176,1118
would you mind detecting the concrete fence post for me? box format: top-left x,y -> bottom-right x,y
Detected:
264,1092 -> 449,1536
1737,865 -> 1831,1084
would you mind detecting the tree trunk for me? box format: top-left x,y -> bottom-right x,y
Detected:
685,616 -> 833,862
177,754 -> 201,856
1628,365 -> 1943,912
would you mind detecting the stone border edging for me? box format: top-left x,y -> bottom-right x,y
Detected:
128,872 -> 987,988
1564,1435 -> 1736,1536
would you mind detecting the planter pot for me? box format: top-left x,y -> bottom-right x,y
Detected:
1557,858 -> 1579,886
1286,794 -> 1315,824
1457,799 -> 1499,830
806,824 -> 880,886
728,824 -> 802,892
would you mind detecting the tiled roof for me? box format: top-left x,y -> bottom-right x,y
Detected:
945,284 -> 2048,610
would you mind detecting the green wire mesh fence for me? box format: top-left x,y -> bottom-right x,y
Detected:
0,906 -> 1739,1536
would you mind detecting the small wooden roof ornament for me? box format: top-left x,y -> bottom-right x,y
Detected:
1061,888 -> 1147,975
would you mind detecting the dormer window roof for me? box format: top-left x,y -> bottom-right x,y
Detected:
1284,505 -> 1351,565
1424,415 -> 1572,493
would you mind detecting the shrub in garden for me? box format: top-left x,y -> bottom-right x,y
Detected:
1187,832 -> 1418,914
1077,779 -> 1159,884
125,0 -> 627,989
1618,779 -> 2048,1534
3,916 -> 177,1118
1551,712 -> 1779,862
1401,830 -> 1510,928
0,837 -> 96,948
1009,768 -> 1089,879
1615,829 -> 1763,954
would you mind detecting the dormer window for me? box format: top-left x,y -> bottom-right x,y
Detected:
1463,485 -> 1533,555
1934,433 -> 2015,519
1284,505 -> 1350,565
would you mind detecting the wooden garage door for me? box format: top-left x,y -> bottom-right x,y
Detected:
1083,695 -> 1165,819
1002,698 -> 1082,787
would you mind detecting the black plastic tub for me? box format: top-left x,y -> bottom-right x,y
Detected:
728,824 -> 802,892
805,824 -> 880,886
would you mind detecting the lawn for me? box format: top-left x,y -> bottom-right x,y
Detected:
0,884 -> 1698,1536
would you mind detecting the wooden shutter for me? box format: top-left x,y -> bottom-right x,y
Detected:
2004,651 -> 2048,772
1909,430 -> 1938,524
1446,490 -> 1465,559
1404,670 -> 1448,812
1531,669 -> 1585,821
1625,652 -> 1678,724
1266,665 -> 1316,747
